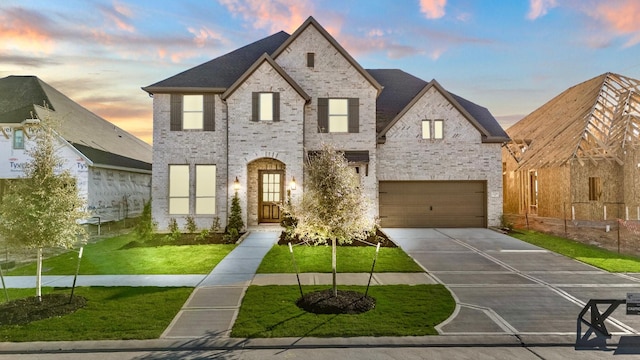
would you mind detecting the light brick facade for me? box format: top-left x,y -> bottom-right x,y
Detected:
377,87 -> 504,227
147,17 -> 506,231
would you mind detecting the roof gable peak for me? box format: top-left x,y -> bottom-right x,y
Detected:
221,53 -> 310,101
271,16 -> 382,95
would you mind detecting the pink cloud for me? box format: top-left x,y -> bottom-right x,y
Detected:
99,1 -> 135,32
527,0 -> 557,20
188,27 -> 224,48
0,7 -> 55,53
592,0 -> 640,47
419,0 -> 447,20
219,0 -> 315,33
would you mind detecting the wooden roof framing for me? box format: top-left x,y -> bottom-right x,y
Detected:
506,73 -> 640,170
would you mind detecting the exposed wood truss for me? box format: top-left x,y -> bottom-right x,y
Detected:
505,73 -> 640,170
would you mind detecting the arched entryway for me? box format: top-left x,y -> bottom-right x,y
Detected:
247,158 -> 286,226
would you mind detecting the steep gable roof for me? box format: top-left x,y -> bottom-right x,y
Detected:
142,31 -> 290,94
221,53 -> 310,101
0,75 -> 151,170
505,73 -> 640,169
369,69 -> 508,143
271,16 -> 382,96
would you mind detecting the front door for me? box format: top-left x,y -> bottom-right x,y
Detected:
258,170 -> 284,223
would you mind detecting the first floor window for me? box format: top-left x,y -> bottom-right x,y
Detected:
13,129 -> 24,149
589,177 -> 602,201
169,165 -> 190,214
196,165 -> 216,214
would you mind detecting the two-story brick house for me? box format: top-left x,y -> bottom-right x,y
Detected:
143,17 -> 509,231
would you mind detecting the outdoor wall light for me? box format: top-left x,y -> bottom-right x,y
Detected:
290,177 -> 297,191
233,176 -> 240,191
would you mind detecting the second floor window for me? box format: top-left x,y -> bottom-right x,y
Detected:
422,119 -> 444,140
13,129 -> 24,149
318,98 -> 359,133
170,94 -> 215,131
252,92 -> 280,122
329,99 -> 348,132
182,95 -> 203,130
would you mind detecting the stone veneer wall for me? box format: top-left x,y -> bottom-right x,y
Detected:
151,93 -> 228,231
377,86 -> 504,227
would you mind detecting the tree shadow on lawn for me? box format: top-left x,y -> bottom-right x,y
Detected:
104,286 -> 184,301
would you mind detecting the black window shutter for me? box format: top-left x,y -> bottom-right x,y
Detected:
348,98 -> 359,133
170,94 -> 182,131
203,94 -> 215,131
317,98 -> 328,133
251,92 -> 259,122
273,92 -> 280,121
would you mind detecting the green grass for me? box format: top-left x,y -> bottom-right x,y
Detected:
0,287 -> 192,341
231,284 -> 454,337
256,245 -> 424,273
510,230 -> 640,272
7,232 -> 236,275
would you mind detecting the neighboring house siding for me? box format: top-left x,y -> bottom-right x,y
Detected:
274,24 -> 379,217
151,93 -> 228,230
226,61 -> 306,226
87,167 -> 151,222
377,86 -> 503,227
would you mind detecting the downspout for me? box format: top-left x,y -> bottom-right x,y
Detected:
222,95 -> 230,228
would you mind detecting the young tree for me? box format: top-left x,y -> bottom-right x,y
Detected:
0,114 -> 87,301
226,191 -> 244,241
292,143 -> 376,296
134,200 -> 156,243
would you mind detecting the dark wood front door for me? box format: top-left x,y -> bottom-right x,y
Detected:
258,170 -> 284,223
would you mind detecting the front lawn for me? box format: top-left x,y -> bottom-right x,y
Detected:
231,284 -> 454,337
0,286 -> 192,341
510,230 -> 640,272
7,232 -> 236,275
257,245 -> 423,273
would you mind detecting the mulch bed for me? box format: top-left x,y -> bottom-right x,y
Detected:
279,228 -> 397,247
0,294 -> 87,325
296,289 -> 376,314
121,232 -> 240,249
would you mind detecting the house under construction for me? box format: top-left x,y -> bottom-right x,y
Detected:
503,72 -> 640,224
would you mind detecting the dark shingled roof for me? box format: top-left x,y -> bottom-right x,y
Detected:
0,76 -> 52,124
367,69 -> 426,134
71,143 -> 151,171
368,69 -> 508,141
143,27 -> 507,141
448,92 -> 509,140
0,75 -> 152,171
143,31 -> 290,92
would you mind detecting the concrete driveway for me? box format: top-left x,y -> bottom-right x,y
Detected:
384,228 -> 640,337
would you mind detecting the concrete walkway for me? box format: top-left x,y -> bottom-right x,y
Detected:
161,230 -> 280,338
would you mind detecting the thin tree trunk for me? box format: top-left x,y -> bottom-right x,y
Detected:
332,238 -> 337,297
36,247 -> 42,302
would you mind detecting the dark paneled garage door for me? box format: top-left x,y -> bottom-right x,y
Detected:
379,181 -> 487,228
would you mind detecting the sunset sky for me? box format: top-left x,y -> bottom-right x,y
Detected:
2,0 -> 640,144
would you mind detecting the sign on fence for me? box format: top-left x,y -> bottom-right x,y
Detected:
626,293 -> 640,315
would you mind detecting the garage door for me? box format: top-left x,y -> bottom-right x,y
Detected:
379,181 -> 487,228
